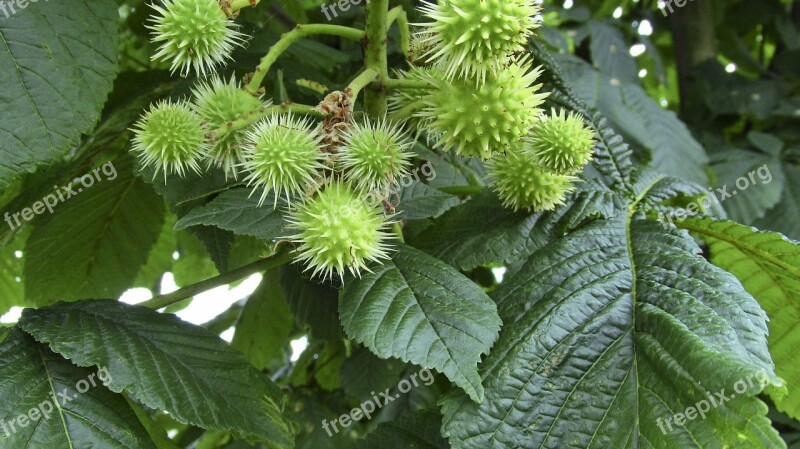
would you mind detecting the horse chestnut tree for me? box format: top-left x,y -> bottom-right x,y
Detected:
0,0 -> 798,448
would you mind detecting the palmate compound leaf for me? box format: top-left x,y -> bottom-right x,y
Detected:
0,329 -> 157,448
18,300 -> 296,448
678,217 -> 800,421
339,244 -> 502,403
441,200 -> 784,448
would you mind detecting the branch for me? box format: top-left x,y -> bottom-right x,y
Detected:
140,250 -> 293,310
385,78 -> 432,90
388,98 -> 424,122
387,6 -> 410,57
363,0 -> 390,117
212,102 -> 322,139
229,0 -> 261,12
347,68 -> 379,104
245,24 -> 366,94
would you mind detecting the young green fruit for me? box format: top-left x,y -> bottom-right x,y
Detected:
240,114 -> 325,207
131,99 -> 208,179
418,58 -> 548,159
148,0 -> 246,76
192,75 -> 268,178
529,108 -> 595,175
487,144 -> 576,211
339,119 -> 414,193
416,0 -> 543,81
287,181 -> 393,280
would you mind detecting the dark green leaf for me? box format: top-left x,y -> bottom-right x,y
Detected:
681,217 -> 800,421
442,210 -> 782,448
19,300 -> 296,448
24,156 -> 165,305
175,188 -> 289,241
413,183 -> 620,271
356,410 -> 449,449
0,329 -> 157,448
0,0 -> 119,191
280,264 -> 345,340
398,182 -> 460,221
232,270 -> 294,371
340,244 -> 501,403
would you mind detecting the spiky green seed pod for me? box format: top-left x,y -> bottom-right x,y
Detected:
529,109 -> 595,175
239,114 -> 325,207
192,75 -> 269,178
148,0 -> 246,76
287,181 -> 393,280
418,58 -> 548,159
416,0 -> 543,81
487,144 -> 576,212
339,119 -> 414,193
131,100 -> 208,179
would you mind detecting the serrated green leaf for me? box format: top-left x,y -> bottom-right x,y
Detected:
175,188 -> 289,241
18,300 -> 296,448
341,347 -> 407,404
680,217 -> 800,421
529,41 -> 634,191
754,163 -> 800,241
356,410 -> 449,449
398,182 -> 460,221
555,53 -> 709,185
0,329 -> 157,448
172,230 -> 218,287
340,244 -> 501,403
587,21 -> 639,84
0,0 -> 119,191
133,214 -> 178,291
23,156 -> 165,305
412,183 -> 621,271
442,209 -> 782,448
709,149 -> 785,224
232,270 -> 294,371
280,264 -> 345,340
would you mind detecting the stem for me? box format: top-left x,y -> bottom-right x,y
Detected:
363,0 -> 390,118
229,0 -> 260,12
212,102 -> 321,138
385,78 -> 432,90
140,250 -> 293,310
392,222 -> 405,243
245,24 -> 366,94
347,68 -> 379,104
387,6 -> 410,57
438,185 -> 486,196
388,99 -> 424,122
